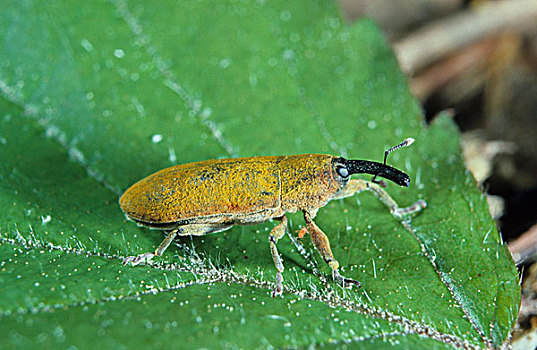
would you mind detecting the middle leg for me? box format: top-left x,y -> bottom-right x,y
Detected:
268,216 -> 288,297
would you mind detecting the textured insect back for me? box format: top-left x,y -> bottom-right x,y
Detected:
120,157 -> 283,227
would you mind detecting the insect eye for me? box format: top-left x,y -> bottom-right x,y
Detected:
336,165 -> 349,178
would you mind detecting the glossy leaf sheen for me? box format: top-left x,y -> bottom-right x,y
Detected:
0,1 -> 519,349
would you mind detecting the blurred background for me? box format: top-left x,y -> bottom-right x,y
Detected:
338,0 -> 537,346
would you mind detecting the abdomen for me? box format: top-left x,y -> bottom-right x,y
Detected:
119,156 -> 283,226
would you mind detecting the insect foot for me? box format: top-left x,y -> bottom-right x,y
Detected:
333,269 -> 362,289
272,271 -> 284,297
392,199 -> 427,220
123,252 -> 156,266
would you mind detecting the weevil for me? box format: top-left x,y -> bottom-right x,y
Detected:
120,138 -> 426,295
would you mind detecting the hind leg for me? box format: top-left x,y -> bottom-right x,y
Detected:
123,223 -> 232,266
123,229 -> 179,266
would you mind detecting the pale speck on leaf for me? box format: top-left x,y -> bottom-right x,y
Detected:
151,134 -> 163,143
168,147 -> 177,163
280,10 -> 291,22
41,215 -> 52,225
114,49 -> 125,58
80,39 -> 93,52
219,58 -> 232,69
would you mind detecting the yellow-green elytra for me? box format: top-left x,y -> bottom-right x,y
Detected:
120,138 -> 426,296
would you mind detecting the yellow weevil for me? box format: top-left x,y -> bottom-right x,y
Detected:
120,138 -> 426,295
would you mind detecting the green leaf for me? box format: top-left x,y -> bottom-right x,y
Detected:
0,1 -> 519,349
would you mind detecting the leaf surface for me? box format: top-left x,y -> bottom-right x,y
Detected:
0,1 -> 519,349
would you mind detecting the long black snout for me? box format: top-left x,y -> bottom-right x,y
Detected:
339,158 -> 410,187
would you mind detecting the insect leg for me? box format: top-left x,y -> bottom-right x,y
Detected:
268,216 -> 288,297
123,224 -> 233,267
123,229 -> 179,266
333,179 -> 426,219
304,211 -> 361,289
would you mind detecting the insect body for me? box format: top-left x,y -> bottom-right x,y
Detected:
120,139 -> 426,295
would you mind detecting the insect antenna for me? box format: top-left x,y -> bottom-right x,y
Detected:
372,138 -> 415,186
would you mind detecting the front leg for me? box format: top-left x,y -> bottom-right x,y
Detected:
333,179 -> 426,220
304,211 -> 361,289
